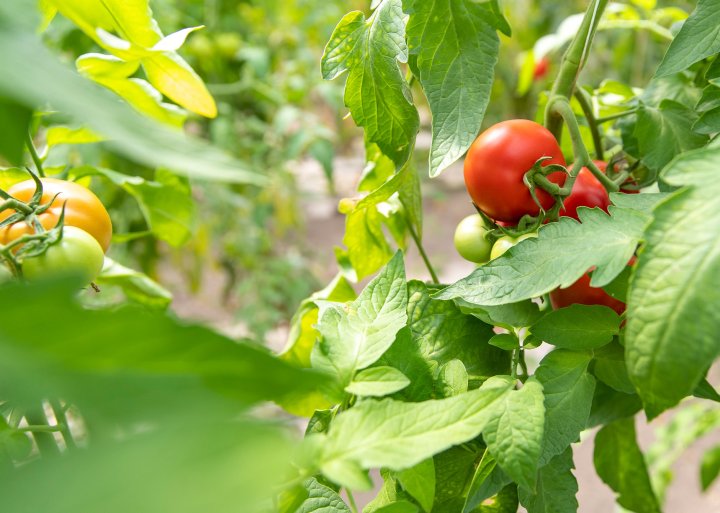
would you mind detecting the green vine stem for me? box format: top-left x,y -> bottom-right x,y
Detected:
545,0 -> 610,139
573,88 -> 604,160
49,399 -> 76,450
25,132 -> 45,178
595,109 -> 637,124
25,407 -> 60,457
401,201 -> 440,285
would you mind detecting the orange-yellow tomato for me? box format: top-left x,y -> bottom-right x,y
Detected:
0,178 -> 112,252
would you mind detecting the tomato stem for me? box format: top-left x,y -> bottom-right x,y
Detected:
25,132 -> 45,178
345,488 -> 359,513
49,399 -> 76,450
595,109 -> 637,124
545,0 -> 609,139
25,407 -> 61,457
402,203 -> 440,284
573,88 -> 604,160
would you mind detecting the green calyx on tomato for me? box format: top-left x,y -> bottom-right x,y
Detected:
22,226 -> 105,284
490,232 -> 537,260
464,119 -> 566,224
454,215 -> 493,264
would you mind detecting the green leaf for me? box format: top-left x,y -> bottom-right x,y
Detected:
436,359 -> 469,398
435,208 -> 646,306
0,167 -> 29,190
95,257 -> 172,309
477,484 -> 518,513
407,281 -> 509,379
395,458 -> 435,512
404,0 -> 499,177
488,333 -> 519,351
374,502 -> 419,513
79,167 -> 195,247
587,382 -> 642,428
655,0 -> 720,77
313,252 -> 408,392
343,163 -> 416,279
535,350 -> 595,466
0,416 -> 33,462
626,147 -> 720,418
518,449 -> 579,513
634,100 -> 708,173
455,299 -> 543,330
45,126 -> 104,154
483,378 -> 545,490
464,451 -> 511,513
693,105 -> 720,134
609,192 -> 671,215
346,366 -> 411,397
593,417 -> 661,513
592,341 -> 635,394
530,305 -> 619,350
0,30 -> 263,184
0,97 -> 32,165
700,445 -> 720,491
434,446 -> 480,505
321,1 -> 419,168
318,377 -> 514,488
375,327 -> 435,402
296,478 -> 351,513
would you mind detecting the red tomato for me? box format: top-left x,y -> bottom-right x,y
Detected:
533,57 -> 549,80
549,272 -> 626,315
464,120 -> 566,223
560,161 -> 610,220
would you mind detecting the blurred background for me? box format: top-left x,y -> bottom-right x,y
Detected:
33,0 -> 716,510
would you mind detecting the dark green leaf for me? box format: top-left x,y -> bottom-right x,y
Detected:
592,341 -> 635,394
593,417 -> 660,513
701,445 -> 720,491
0,97 -> 32,165
464,451 -> 511,513
396,458 -> 435,512
587,382 -> 642,428
531,304 -> 619,350
518,449 -> 578,513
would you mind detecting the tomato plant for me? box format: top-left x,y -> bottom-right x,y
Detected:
453,214 -> 493,264
22,226 -> 105,283
463,119 -> 566,223
0,178 -> 113,252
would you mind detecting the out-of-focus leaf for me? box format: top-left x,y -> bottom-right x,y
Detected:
95,257 -> 172,309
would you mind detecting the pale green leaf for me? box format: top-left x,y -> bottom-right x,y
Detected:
95,257 -> 172,309
319,377 -> 514,487
321,0 -> 419,167
404,0 -> 499,177
396,458 -> 435,512
483,378 -> 545,490
296,478 -> 351,513
346,366 -> 410,397
626,147 -> 720,418
535,350 -> 595,466
436,360 -> 468,398
435,208 -> 646,306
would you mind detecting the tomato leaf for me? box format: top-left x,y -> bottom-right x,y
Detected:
312,252 -> 408,395
700,445 -> 720,491
518,449 -> 579,513
535,350 -> 595,466
530,304 -> 619,350
94,257 -> 172,309
463,451 -> 511,513
634,100 -> 708,174
0,97 -> 32,166
321,0 -> 419,168
317,377 -> 514,488
395,458 -> 435,512
295,478 -> 351,513
483,378 -> 545,490
404,0 -> 499,177
593,417 -> 661,513
435,207 -> 646,306
592,341 -> 635,394
587,382 -> 642,428
655,0 -> 720,77
345,366 -> 410,397
626,146 -> 720,418
436,359 -> 469,398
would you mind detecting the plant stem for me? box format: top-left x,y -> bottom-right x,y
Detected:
573,89 -> 604,160
546,0 -> 610,138
404,211 -> 440,284
595,109 -> 637,124
25,132 -> 45,178
49,399 -> 76,450
345,489 -> 359,513
25,407 -> 60,457
511,348 -> 520,380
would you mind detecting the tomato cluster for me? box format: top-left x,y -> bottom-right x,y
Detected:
0,178 -> 112,283
457,119 -> 631,312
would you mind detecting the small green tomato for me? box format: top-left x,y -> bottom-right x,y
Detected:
490,232 -> 537,260
453,215 -> 493,264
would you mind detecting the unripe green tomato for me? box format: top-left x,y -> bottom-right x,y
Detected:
22,226 -> 105,284
490,232 -> 537,260
453,215 -> 492,264
214,33 -> 242,58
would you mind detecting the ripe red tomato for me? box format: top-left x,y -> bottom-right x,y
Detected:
549,272 -> 626,315
533,57 -> 549,80
560,161 -> 610,220
464,120 -> 566,223
0,178 -> 112,252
